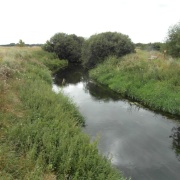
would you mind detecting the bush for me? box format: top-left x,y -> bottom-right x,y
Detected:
166,21 -> 180,57
42,33 -> 85,63
81,32 -> 135,68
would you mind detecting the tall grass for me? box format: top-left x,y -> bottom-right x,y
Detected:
90,50 -> 180,115
0,47 -> 124,180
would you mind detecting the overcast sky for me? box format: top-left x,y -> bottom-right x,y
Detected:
0,0 -> 179,44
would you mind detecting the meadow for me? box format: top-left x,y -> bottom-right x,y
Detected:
0,47 -> 124,180
90,49 -> 180,116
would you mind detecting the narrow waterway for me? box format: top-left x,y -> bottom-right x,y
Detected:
53,64 -> 180,180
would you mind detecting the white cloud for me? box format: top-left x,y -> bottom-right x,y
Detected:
0,0 -> 180,44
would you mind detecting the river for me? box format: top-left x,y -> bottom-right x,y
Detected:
52,64 -> 180,180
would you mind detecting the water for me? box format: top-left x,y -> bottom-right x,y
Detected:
53,64 -> 180,180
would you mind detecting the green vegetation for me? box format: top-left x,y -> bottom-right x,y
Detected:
0,47 -> 124,179
135,42 -> 165,52
42,33 -> 85,63
90,50 -> 180,115
42,31 -> 134,69
166,21 -> 180,58
30,49 -> 68,73
17,39 -> 25,47
81,32 -> 135,68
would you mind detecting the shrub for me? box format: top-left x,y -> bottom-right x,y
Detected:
166,21 -> 180,57
81,32 -> 135,68
42,33 -> 85,63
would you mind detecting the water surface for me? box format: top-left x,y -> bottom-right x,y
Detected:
53,64 -> 180,180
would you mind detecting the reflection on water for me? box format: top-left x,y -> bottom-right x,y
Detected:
54,64 -> 123,102
85,81 -> 122,102
170,126 -> 180,161
54,64 -> 86,86
53,64 -> 180,180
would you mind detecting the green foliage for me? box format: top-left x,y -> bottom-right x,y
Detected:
90,51 -> 180,115
42,40 -> 54,52
31,49 -> 68,73
152,42 -> 163,51
81,32 -> 135,68
135,42 -> 165,51
0,47 -> 124,180
17,39 -> 25,47
166,21 -> 180,57
42,33 -> 85,63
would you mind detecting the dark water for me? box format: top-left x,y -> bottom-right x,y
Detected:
53,64 -> 180,180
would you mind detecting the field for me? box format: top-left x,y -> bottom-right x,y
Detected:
0,47 -> 124,180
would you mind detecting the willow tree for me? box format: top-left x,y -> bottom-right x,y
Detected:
81,32 -> 135,68
42,33 -> 85,63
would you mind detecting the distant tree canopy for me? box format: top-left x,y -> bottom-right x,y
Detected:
81,32 -> 135,68
166,21 -> 180,57
151,42 -> 164,51
42,33 -> 85,63
9,43 -> 16,46
135,42 -> 165,51
17,39 -> 25,47
0,43 -> 42,47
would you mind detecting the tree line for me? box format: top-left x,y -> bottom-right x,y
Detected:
0,40 -> 43,47
42,21 -> 180,68
42,32 -> 135,68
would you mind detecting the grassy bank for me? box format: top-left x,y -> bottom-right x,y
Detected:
0,47 -> 124,179
90,50 -> 180,116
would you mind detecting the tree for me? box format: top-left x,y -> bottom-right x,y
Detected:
17,39 -> 25,47
42,40 -> 54,52
152,42 -> 163,51
166,21 -> 180,57
42,33 -> 85,63
81,32 -> 135,68
9,43 -> 16,46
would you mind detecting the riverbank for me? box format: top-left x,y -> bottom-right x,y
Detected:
90,50 -> 180,116
0,47 -> 124,179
